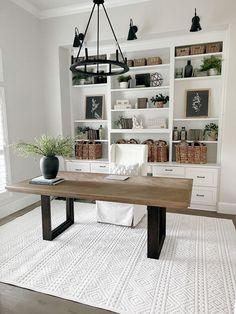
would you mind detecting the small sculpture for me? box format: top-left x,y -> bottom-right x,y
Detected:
132,115 -> 144,129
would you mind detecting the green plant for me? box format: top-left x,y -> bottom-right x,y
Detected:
118,75 -> 131,83
77,126 -> 89,134
151,94 -> 169,104
200,56 -> 222,73
14,135 -> 74,158
204,123 -> 218,136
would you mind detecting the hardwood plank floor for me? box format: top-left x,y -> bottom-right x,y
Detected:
0,201 -> 235,314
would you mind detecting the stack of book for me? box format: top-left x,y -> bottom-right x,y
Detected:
29,176 -> 64,185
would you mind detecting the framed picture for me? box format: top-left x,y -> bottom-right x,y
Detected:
85,95 -> 104,119
186,89 -> 210,118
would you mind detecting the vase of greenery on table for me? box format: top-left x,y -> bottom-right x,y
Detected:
151,94 -> 169,108
200,56 -> 222,76
15,135 -> 74,179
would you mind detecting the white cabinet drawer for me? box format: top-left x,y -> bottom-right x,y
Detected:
66,161 -> 90,173
91,162 -> 109,174
152,166 -> 185,177
191,187 -> 217,205
186,168 -> 218,187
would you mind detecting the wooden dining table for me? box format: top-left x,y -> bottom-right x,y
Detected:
6,171 -> 193,260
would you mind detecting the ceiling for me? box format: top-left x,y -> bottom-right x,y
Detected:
11,0 -> 151,19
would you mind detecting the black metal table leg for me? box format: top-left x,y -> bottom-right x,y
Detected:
41,195 -> 74,241
147,206 -> 166,259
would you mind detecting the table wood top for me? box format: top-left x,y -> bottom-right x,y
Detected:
6,171 -> 193,209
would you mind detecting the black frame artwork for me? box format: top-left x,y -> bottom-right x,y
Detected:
186,89 -> 210,118
85,95 -> 104,119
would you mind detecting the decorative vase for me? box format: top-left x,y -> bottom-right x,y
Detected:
40,156 -> 59,179
205,131 -> 217,141
120,82 -> 128,89
208,68 -> 218,76
155,101 -> 164,108
184,60 -> 193,77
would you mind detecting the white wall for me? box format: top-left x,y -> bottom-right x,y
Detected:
39,0 -> 236,213
0,0 -> 45,217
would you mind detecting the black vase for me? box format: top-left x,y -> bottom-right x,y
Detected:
40,156 -> 59,179
184,60 -> 193,77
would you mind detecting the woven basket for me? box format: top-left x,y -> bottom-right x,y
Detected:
89,142 -> 102,160
133,58 -> 147,67
147,57 -> 162,65
176,141 -> 207,164
175,46 -> 190,57
205,42 -> 222,53
190,44 -> 205,55
75,141 -> 84,159
151,140 -> 168,162
142,139 -> 154,162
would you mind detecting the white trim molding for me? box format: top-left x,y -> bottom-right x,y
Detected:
10,0 -> 152,19
218,202 -> 236,215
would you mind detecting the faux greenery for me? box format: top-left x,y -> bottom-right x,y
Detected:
77,126 -> 89,134
118,75 -> 132,83
204,123 -> 218,136
15,135 -> 74,158
200,56 -> 222,73
151,94 -> 169,104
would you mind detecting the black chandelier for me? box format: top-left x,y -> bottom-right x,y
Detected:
70,0 -> 129,77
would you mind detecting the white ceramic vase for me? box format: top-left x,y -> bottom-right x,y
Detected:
120,82 -> 128,89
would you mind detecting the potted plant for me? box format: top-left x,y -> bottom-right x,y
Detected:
15,135 -> 74,179
76,127 -> 89,139
200,56 -> 222,76
204,123 -> 218,141
118,75 -> 131,89
151,94 -> 169,108
72,73 -> 86,85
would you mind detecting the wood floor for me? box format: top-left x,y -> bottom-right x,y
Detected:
0,201 -> 235,314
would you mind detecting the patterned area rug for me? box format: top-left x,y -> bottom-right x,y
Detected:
0,201 -> 236,314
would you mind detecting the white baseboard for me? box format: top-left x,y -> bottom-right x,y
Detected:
218,202 -> 236,215
0,194 -> 40,219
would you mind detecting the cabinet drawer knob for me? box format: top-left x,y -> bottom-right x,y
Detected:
196,194 -> 204,197
197,176 -> 205,179
165,169 -> 173,172
75,168 -> 82,171
99,165 -> 106,168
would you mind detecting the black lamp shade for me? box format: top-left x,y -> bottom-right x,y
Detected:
127,19 -> 138,40
73,27 -> 84,47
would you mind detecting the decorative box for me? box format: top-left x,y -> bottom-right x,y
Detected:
175,46 -> 190,57
147,57 -> 162,65
205,42 -> 222,53
190,44 -> 205,55
133,58 -> 147,67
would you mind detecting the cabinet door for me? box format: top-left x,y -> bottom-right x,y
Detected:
186,168 -> 218,187
152,165 -> 185,177
191,187 -> 217,205
91,162 -> 109,174
66,161 -> 90,173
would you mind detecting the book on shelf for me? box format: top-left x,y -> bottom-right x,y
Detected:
29,176 -> 65,185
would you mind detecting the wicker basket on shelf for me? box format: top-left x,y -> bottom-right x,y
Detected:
190,44 -> 205,55
133,58 -> 147,67
89,142 -> 102,160
175,46 -> 190,57
205,42 -> 222,53
75,141 -> 84,159
142,139 -> 154,162
146,57 -> 162,65
152,140 -> 168,162
176,141 -> 207,164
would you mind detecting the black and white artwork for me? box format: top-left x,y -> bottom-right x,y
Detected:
85,95 -> 104,119
186,89 -> 210,117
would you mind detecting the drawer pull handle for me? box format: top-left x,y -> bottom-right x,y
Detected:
99,166 -> 106,168
197,176 -> 205,179
75,168 -> 82,171
196,194 -> 204,197
165,169 -> 173,172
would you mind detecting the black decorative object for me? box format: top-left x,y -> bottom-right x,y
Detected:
127,19 -> 138,40
186,89 -> 209,117
40,156 -> 59,179
70,0 -> 129,77
190,8 -> 202,32
150,72 -> 163,87
184,60 -> 193,77
135,73 -> 150,87
73,27 -> 84,47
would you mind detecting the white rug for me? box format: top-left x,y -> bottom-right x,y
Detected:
0,201 -> 236,314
